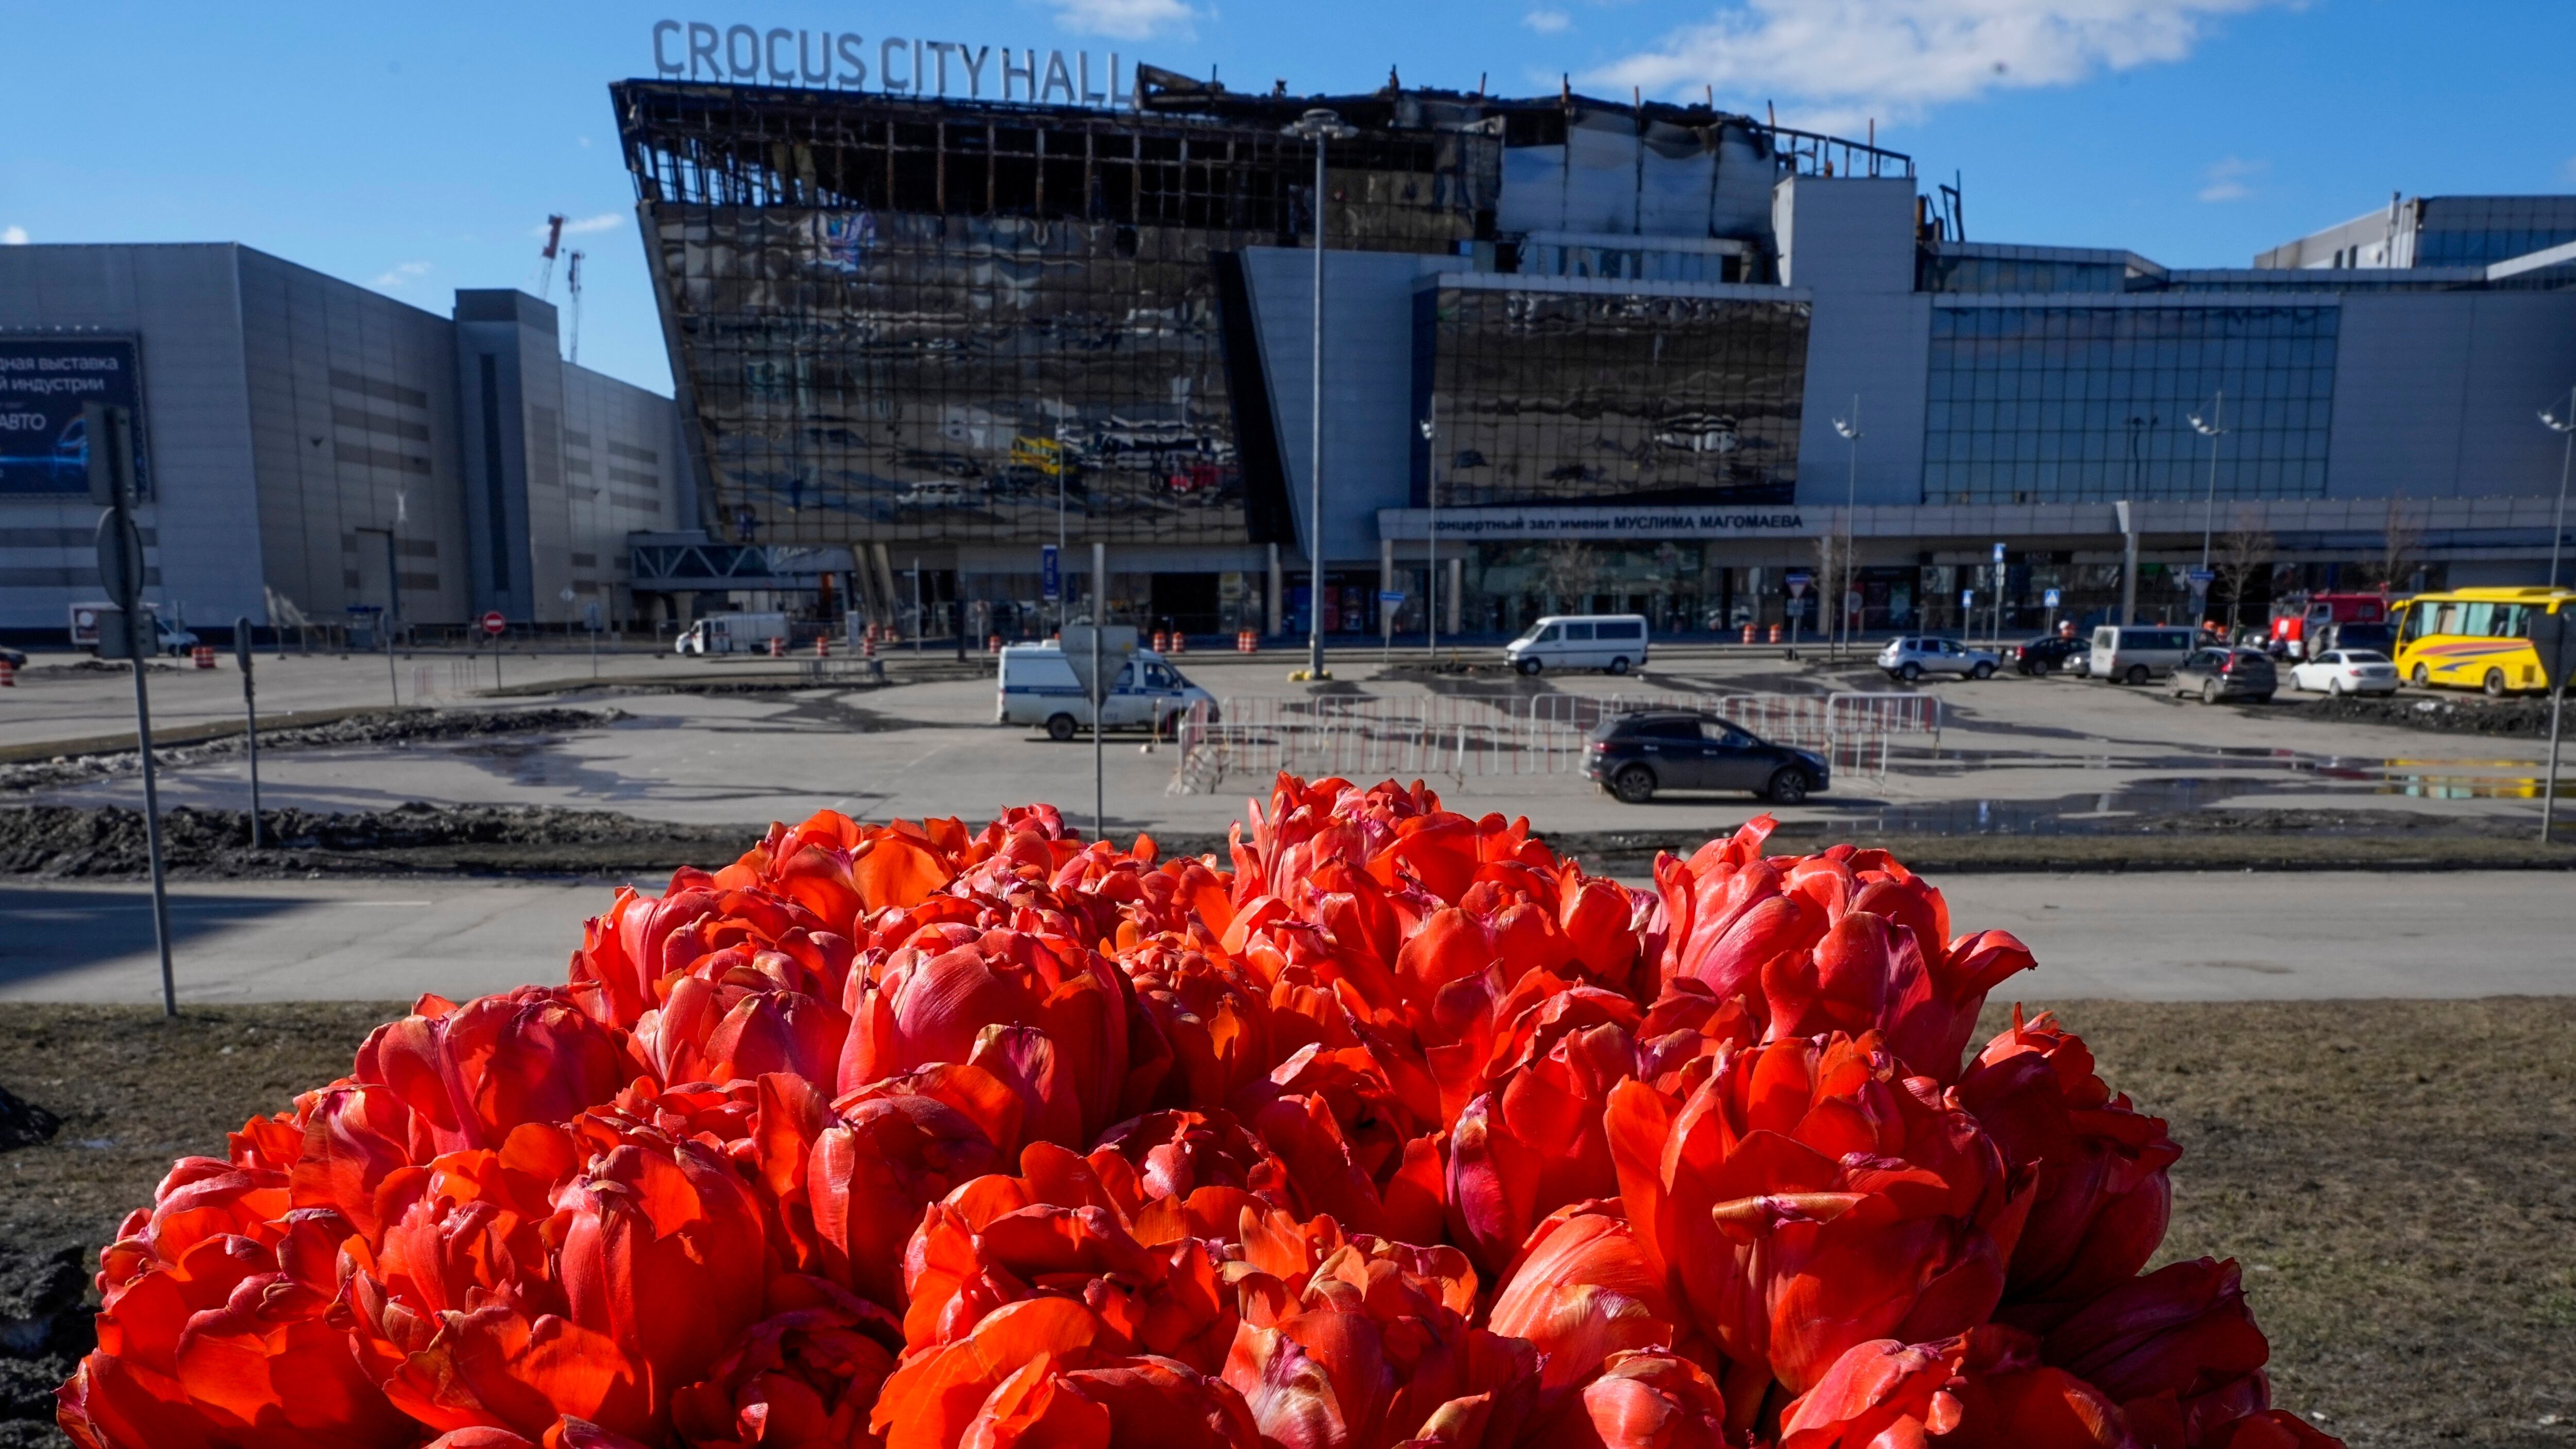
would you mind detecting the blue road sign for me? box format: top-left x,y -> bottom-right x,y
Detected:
1040,544 -> 1061,602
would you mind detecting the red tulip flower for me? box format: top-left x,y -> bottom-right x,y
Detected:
1609,1033 -> 2027,1397
1956,1012 -> 2180,1317
55,785 -> 2340,1449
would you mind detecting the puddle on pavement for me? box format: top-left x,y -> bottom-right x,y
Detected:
1831,760 -> 2555,835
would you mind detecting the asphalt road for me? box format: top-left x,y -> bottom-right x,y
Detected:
2,871 -> 2562,1005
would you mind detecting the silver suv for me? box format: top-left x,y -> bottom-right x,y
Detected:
1877,636 -> 2001,683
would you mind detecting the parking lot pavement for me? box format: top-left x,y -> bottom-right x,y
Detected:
13,644 -> 2561,838
4,871 -> 2563,1004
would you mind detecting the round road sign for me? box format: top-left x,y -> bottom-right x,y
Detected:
481,611 -> 507,636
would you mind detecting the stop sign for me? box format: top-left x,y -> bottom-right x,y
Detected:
481,611 -> 507,636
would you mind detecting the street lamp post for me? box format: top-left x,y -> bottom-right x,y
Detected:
2189,395 -> 2228,633
2189,392 -> 2228,574
1418,417 -> 1438,659
1832,398 -> 1861,660
1285,107 -> 1359,681
2543,388 -> 2575,589
1055,418 -> 1069,636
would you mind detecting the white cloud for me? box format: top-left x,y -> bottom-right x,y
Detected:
0,226 -> 26,246
533,213 -> 625,239
1525,9 -> 1573,32
370,261 -> 433,288
1045,0 -> 1196,40
2197,154 -> 2265,202
1590,0 -> 2282,129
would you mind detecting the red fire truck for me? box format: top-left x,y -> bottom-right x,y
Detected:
2268,592 -> 2390,659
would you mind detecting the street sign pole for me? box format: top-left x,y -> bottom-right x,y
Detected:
1992,542 -> 2007,646
1091,541 -> 1107,841
2534,610 -> 2575,844
235,617 -> 261,849
88,403 -> 176,1017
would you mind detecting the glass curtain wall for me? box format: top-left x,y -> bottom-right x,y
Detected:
1419,285 -> 1810,506
618,83 -> 1493,550
1922,303 -> 2338,504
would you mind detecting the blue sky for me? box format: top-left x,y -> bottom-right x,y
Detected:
4,1 -> 2568,397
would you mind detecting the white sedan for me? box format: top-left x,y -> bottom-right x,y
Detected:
2288,649 -> 2401,696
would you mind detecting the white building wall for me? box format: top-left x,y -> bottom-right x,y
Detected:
1775,177 -> 1930,509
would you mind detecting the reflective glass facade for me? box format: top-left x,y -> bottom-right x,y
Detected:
1918,254 -> 2134,295
618,81 -> 1492,548
1923,304 -> 2339,504
2413,196 -> 2576,268
1416,284 -> 1810,506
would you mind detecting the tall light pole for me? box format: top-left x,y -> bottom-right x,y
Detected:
1832,398 -> 1861,659
1419,417 -> 1439,658
2543,387 -> 2575,589
2189,392 -> 2228,574
1285,107 -> 1358,681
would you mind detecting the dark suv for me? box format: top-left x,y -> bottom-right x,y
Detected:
2171,646 -> 2278,704
1586,711 -> 1829,804
2013,635 -> 2088,675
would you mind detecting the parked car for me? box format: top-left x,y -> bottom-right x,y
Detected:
1877,636 -> 2000,683
2089,625 -> 2197,685
2012,635 -> 2088,676
2287,648 -> 2400,697
1506,614 -> 1650,676
2171,646 -> 2278,704
0,643 -> 25,669
1585,710 -> 1828,804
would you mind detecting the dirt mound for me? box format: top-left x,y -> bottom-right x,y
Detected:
0,706 -> 620,793
0,802 -> 752,879
2299,691 -> 2559,736
0,1087 -> 60,1152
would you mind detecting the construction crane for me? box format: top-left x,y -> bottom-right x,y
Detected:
565,251 -> 585,364
536,214 -> 566,298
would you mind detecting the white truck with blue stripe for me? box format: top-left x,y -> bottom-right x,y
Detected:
997,637 -> 1213,741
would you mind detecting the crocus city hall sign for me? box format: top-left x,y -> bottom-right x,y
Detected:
650,20 -> 1130,106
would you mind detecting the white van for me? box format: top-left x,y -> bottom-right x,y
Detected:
2090,625 -> 2198,685
1506,614 -> 1651,676
997,643 -> 1214,740
674,612 -> 790,656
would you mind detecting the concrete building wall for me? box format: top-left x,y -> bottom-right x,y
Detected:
1241,246 -> 1461,564
235,248 -> 469,629
1774,177 -> 1929,510
558,365 -> 690,621
455,291 -> 556,623
1,245 -> 685,639
0,244 -> 264,632
2326,290 -> 2576,502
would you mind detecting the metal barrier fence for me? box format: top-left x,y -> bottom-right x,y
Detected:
1166,691 -> 1939,795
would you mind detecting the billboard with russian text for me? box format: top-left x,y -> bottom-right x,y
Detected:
0,337 -> 149,496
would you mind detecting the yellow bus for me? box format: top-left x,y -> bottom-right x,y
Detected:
2391,586 -> 2574,695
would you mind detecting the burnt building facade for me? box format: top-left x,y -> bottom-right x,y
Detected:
617,70 -> 2576,641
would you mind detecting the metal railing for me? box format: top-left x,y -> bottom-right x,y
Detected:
1166,691 -> 1939,794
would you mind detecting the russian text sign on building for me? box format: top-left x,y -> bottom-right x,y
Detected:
0,337 -> 147,498
650,21 -> 1129,106
1376,506 -> 1810,542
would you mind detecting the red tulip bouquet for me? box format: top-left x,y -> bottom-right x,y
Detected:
59,775 -> 2338,1449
